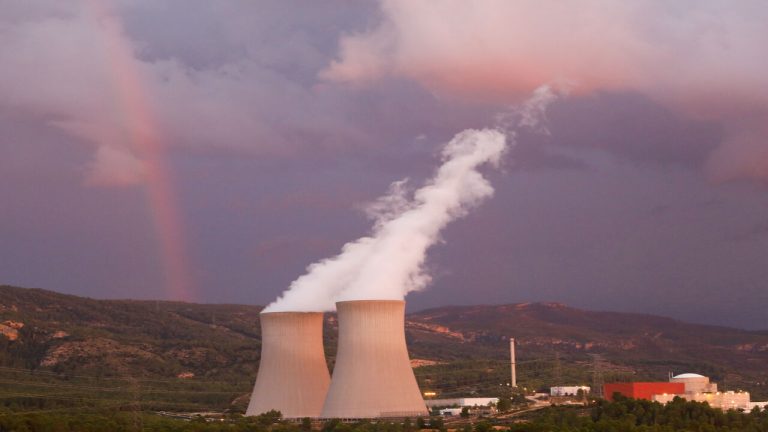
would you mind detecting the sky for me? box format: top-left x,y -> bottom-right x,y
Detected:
1,0 -> 767,329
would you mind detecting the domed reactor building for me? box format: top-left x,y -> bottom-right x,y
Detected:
321,300 -> 428,419
246,312 -> 330,418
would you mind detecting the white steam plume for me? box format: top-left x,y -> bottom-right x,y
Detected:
264,87 -> 556,312
263,129 -> 504,312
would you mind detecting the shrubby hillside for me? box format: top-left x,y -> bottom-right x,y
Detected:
1,285 -> 767,413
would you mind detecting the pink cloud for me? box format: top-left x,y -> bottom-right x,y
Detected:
85,145 -> 146,187
323,0 -> 768,181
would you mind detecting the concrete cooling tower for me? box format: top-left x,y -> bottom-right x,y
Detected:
246,312 -> 330,418
321,300 -> 428,419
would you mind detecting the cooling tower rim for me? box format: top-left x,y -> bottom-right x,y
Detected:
335,299 -> 405,306
259,310 -> 325,316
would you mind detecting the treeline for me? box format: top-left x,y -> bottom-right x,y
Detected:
0,410 -> 392,432
0,410 -> 443,432
2,399 -> 768,432
1,409 -> 276,432
510,396 -> 768,432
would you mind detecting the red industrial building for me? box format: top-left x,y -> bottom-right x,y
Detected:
603,382 -> 686,401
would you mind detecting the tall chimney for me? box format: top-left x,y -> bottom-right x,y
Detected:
321,300 -> 428,418
510,338 -> 517,387
247,312 -> 330,418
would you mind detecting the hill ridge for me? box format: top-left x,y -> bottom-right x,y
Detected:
2,284 -> 767,404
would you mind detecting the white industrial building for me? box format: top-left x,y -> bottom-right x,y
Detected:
654,390 -> 751,411
671,373 -> 718,393
438,408 -> 463,416
651,373 -> 762,411
550,386 -> 591,396
425,397 -> 499,408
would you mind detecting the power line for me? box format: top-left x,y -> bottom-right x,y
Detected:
590,354 -> 604,398
554,352 -> 562,385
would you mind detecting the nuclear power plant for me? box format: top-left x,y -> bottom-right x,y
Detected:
246,312 -> 330,418
246,125 -> 506,418
321,300 -> 428,419
248,300 -> 428,419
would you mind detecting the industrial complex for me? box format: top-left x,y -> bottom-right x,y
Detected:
246,302 -> 765,420
248,300 -> 428,420
604,373 -> 766,411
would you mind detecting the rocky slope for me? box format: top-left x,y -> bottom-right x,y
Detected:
1,285 -> 766,400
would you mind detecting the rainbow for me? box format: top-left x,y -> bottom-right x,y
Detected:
88,0 -> 196,301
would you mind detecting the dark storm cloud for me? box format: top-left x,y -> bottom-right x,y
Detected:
408,165 -> 768,329
548,93 -> 723,167
119,0 -> 377,74
496,92 -> 722,173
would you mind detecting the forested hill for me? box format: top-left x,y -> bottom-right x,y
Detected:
1,284 -> 767,405
406,303 -> 768,399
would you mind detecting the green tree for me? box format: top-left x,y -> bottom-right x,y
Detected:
429,416 -> 444,430
322,418 -> 341,432
496,396 -> 512,412
576,388 -> 585,401
511,393 -> 527,404
254,409 -> 282,426
301,417 -> 312,432
473,421 -> 492,432
403,417 -> 413,432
